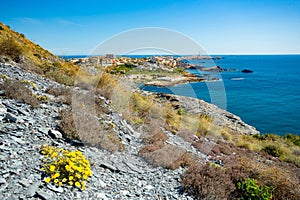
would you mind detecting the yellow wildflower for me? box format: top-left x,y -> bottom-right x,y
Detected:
68,181 -> 73,186
65,165 -> 71,171
44,177 -> 51,183
58,182 -> 63,187
52,172 -> 60,179
69,176 -> 74,181
49,165 -> 55,172
83,175 -> 88,180
75,182 -> 81,187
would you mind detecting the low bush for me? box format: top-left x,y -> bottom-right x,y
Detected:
45,86 -> 72,105
59,107 -> 124,152
140,144 -> 193,169
182,156 -> 300,200
21,79 -> 38,89
263,145 -> 284,157
40,145 -> 92,189
0,79 -> 40,108
284,134 -> 300,146
0,38 -> 23,62
237,178 -> 272,200
181,162 -> 235,200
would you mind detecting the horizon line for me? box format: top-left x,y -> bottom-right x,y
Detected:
57,53 -> 300,56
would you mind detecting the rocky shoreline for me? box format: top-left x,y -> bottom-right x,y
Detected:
0,62 -> 260,199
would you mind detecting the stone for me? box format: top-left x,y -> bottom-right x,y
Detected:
47,184 -> 64,193
100,162 -> 118,172
5,112 -> 19,123
0,177 -> 7,184
96,192 -> 109,200
98,179 -> 107,188
18,179 -> 31,187
48,129 -> 63,139
144,185 -> 155,190
36,190 -> 52,200
25,182 -> 40,197
10,136 -> 25,144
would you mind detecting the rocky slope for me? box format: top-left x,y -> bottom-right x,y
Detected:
0,60 -> 262,199
0,62 -> 204,199
154,93 -> 259,135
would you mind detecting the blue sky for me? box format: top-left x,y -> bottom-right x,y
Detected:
1,0 -> 300,55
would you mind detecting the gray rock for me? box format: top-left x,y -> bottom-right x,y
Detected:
0,154 -> 7,161
0,101 -> 7,120
100,162 -> 118,172
48,129 -> 63,139
47,184 -> 64,193
36,190 -> 53,200
25,182 -> 40,197
144,184 -> 155,190
96,192 -> 109,200
18,179 -> 31,187
0,177 -> 7,184
0,90 -> 5,96
10,136 -> 25,144
5,112 -> 19,123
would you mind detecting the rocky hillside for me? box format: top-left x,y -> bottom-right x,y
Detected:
0,22 -> 299,199
0,22 -> 78,85
0,63 -> 198,199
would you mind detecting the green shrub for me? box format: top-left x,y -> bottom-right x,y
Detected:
263,145 -> 283,157
237,178 -> 272,200
284,134 -> 300,146
40,145 -> 92,189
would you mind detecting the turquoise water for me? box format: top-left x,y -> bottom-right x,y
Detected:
141,55 -> 300,135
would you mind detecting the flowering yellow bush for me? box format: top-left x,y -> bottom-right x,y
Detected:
21,79 -> 38,89
40,145 -> 92,189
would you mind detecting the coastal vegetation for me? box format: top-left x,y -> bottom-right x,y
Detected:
1,21 -> 299,199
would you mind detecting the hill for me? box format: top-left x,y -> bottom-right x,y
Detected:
0,22 -> 78,85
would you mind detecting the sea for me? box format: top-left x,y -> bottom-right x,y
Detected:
60,55 -> 300,136
141,55 -> 300,136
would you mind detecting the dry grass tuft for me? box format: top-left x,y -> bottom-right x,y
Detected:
0,79 -> 40,107
140,144 -> 193,170
45,86 -> 72,104
0,37 -> 23,62
59,98 -> 124,153
182,162 -> 235,200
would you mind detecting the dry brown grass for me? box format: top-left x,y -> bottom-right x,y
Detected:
229,156 -> 300,200
182,162 -> 235,200
0,37 -> 23,62
59,91 -> 124,152
140,144 -> 194,170
45,86 -> 72,104
182,155 -> 300,200
0,79 -> 40,107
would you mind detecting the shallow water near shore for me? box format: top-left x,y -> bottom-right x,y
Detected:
141,55 -> 300,136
